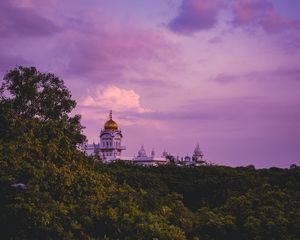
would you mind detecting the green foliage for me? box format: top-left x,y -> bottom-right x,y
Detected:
97,163 -> 300,240
1,66 -> 75,120
1,66 -> 299,239
0,66 -> 86,145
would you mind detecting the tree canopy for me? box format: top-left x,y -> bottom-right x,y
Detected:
1,66 -> 75,120
0,66 -> 86,145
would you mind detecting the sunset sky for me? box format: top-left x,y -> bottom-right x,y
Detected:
1,0 -> 300,168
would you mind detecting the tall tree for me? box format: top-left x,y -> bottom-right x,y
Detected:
0,66 -> 86,144
1,66 -> 74,120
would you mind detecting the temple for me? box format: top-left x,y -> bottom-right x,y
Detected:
84,111 -> 206,166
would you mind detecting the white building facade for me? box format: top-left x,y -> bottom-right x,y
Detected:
85,111 -> 126,162
132,145 -> 168,166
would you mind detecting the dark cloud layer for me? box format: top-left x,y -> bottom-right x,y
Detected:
168,0 -> 222,34
168,0 -> 300,35
232,0 -> 300,33
0,1 -> 60,37
56,26 -> 177,86
213,66 -> 300,84
0,54 -> 30,74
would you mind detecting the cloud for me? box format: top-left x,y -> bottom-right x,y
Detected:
0,54 -> 31,75
81,85 -> 152,113
138,96 -> 263,123
0,0 -> 60,37
208,36 -> 223,44
281,34 -> 300,53
213,66 -> 300,84
9,0 -> 60,8
168,0 -> 223,34
168,0 -> 300,35
141,96 -> 300,133
58,25 -> 177,81
0,0 -> 181,100
232,0 -> 300,33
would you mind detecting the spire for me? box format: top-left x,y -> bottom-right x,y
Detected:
151,148 -> 155,157
193,143 -> 204,159
138,145 -> 147,157
194,143 -> 201,154
109,110 -> 112,120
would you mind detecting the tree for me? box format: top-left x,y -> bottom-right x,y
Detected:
0,66 -> 86,145
166,154 -> 176,164
1,66 -> 74,120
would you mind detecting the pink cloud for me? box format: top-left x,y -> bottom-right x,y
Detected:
168,0 -> 223,34
81,85 -> 152,113
232,0 -> 271,24
232,0 -> 300,33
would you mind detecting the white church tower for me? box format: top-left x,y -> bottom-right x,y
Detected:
98,110 -> 126,161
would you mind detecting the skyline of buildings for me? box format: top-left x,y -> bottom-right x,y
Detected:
84,111 -> 206,166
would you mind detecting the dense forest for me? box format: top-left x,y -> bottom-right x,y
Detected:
0,67 -> 299,239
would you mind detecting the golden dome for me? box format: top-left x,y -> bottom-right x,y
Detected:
104,110 -> 118,130
104,119 -> 118,130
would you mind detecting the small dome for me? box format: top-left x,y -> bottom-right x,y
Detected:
104,110 -> 118,130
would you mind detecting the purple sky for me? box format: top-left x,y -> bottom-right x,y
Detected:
1,0 -> 300,168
